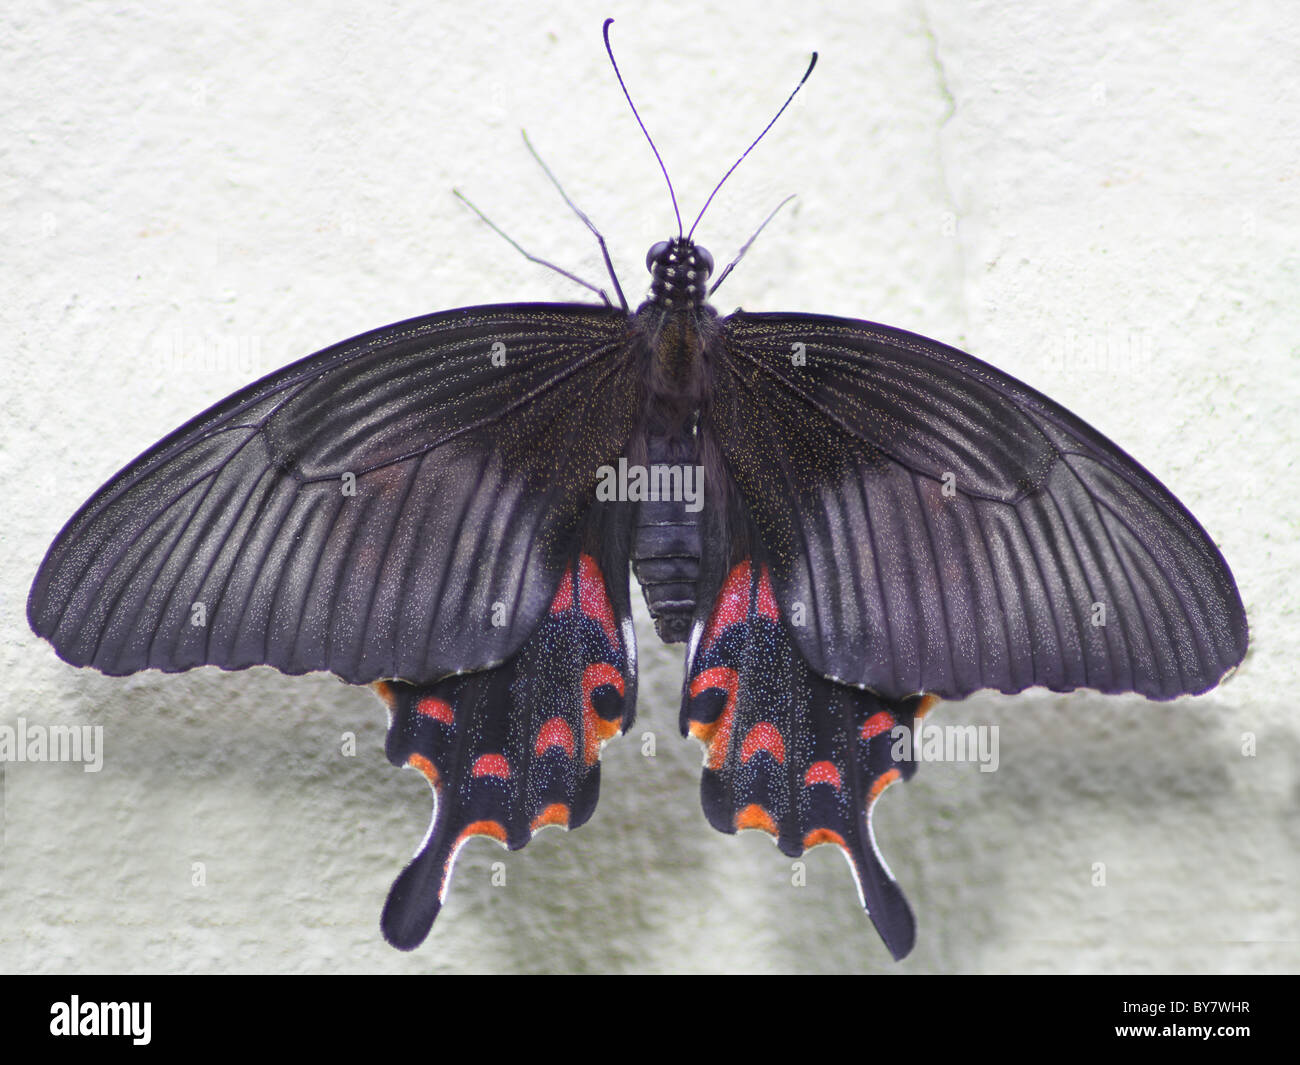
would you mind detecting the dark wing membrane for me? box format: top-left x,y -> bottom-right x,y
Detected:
379,507 -> 635,949
708,311 -> 1247,701
29,303 -> 642,685
682,551 -> 922,960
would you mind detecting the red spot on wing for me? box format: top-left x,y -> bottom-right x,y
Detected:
581,663 -> 625,764
804,760 -> 843,790
803,828 -> 847,849
471,754 -> 511,779
740,722 -> 786,764
551,554 -> 621,647
535,717 -> 576,758
702,561 -> 752,648
702,561 -> 781,650
687,666 -> 739,771
582,663 -> 625,704
531,804 -> 570,831
577,554 -> 619,646
916,694 -> 940,720
735,804 -> 778,835
371,681 -> 396,709
549,566 -> 575,613
861,711 -> 895,740
416,696 -> 454,724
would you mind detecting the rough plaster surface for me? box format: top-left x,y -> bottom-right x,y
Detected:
2,0 -> 1296,974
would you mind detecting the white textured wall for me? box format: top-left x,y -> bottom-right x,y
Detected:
2,0 -> 1296,974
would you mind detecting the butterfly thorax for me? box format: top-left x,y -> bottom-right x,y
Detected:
636,237 -> 719,402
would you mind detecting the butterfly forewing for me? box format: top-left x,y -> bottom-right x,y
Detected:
706,311 -> 1248,702
28,303 -> 644,686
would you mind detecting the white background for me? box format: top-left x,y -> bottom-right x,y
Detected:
2,0 -> 1296,974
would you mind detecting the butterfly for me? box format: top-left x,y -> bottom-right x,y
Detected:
26,20 -> 1247,962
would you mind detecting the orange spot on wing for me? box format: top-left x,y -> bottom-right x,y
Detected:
868,768 -> 902,804
804,760 -> 842,789
861,711 -> 895,740
531,804 -> 570,831
735,804 -> 778,835
581,663 -> 625,764
535,717 -> 576,757
457,820 -> 507,845
803,828 -> 846,849
915,694 -> 940,720
371,681 -> 396,709
416,696 -> 454,724
740,721 -> 786,764
687,666 -> 739,771
407,753 -> 439,787
471,754 -> 511,779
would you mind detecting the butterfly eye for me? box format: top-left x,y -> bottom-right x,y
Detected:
646,241 -> 672,272
694,246 -> 714,278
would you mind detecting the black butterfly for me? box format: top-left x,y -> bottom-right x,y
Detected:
27,21 -> 1247,962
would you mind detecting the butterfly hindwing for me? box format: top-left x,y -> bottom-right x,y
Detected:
708,311 -> 1247,702
683,554 -> 923,960
377,513 -> 635,950
28,304 -> 643,686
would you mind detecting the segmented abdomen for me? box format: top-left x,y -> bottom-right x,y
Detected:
631,431 -> 701,643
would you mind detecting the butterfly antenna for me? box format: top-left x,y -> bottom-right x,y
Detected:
709,194 -> 797,296
521,130 -> 629,311
603,17 -> 683,238
687,51 -> 817,241
453,188 -> 613,306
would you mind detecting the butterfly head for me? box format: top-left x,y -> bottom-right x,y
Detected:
645,238 -> 714,308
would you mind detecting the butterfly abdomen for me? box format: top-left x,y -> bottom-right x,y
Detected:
630,430 -> 703,643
